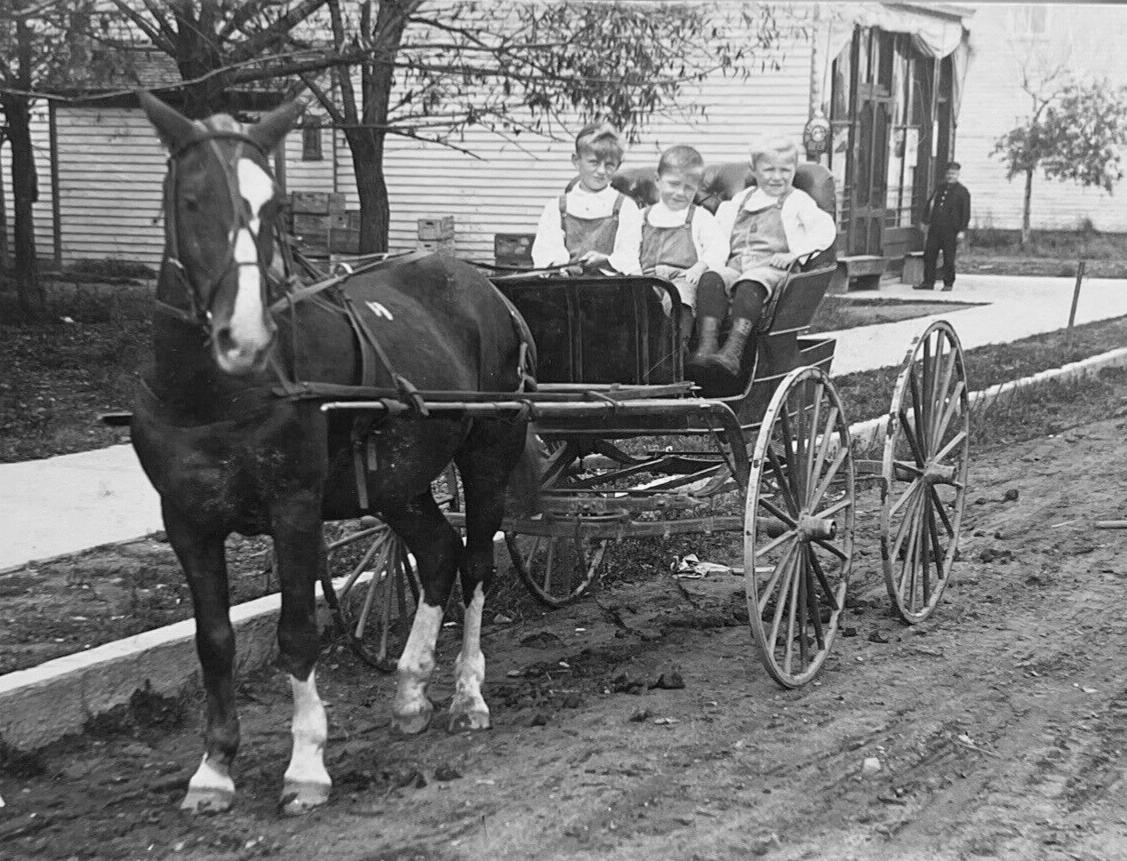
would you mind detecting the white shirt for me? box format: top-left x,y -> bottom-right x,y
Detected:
715,187 -> 837,264
531,184 -> 643,274
644,201 -> 728,271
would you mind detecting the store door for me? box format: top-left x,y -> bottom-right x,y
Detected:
848,83 -> 893,256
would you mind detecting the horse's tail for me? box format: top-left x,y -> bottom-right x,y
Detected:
507,424 -> 545,517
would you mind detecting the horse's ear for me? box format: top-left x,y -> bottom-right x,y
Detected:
137,90 -> 198,152
247,100 -> 306,155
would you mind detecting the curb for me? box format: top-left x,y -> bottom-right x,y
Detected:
4,347 -> 1127,752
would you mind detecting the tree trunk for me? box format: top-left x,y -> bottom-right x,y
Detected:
345,127 -> 390,253
1021,168 -> 1034,249
3,94 -> 42,318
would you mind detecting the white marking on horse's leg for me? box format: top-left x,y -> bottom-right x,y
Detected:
393,601 -> 444,734
449,583 -> 491,732
281,670 -> 332,815
216,159 -> 275,371
181,753 -> 236,813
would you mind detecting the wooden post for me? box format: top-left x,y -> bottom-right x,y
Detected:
1066,259 -> 1086,346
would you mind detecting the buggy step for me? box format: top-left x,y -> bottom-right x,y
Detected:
830,255 -> 889,292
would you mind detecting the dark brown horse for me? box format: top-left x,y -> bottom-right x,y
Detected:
132,92 -> 538,814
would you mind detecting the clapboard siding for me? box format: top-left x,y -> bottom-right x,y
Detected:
958,4 -> 1127,233
54,107 -> 167,267
0,104 -> 56,263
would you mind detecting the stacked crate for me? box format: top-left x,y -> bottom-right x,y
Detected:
288,192 -> 346,257
417,216 -> 456,255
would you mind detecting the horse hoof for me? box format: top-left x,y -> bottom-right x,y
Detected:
393,707 -> 433,736
280,781 -> 331,816
448,709 -> 491,733
180,787 -> 234,814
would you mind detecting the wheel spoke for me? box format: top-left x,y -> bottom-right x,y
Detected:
898,408 -> 927,467
804,546 -> 826,650
767,548 -> 799,653
921,338 -> 934,448
930,485 -> 955,537
757,539 -> 799,615
891,486 -> 924,564
795,544 -> 809,670
931,429 -> 969,465
758,494 -> 799,528
933,379 -> 966,448
813,495 -> 852,521
899,504 -> 923,608
804,381 -> 825,498
808,446 -> 850,510
810,404 -> 840,488
767,444 -> 801,516
777,401 -> 799,496
890,475 -> 923,517
929,348 -> 960,444
813,536 -> 848,562
808,547 -> 841,612
783,552 -> 802,675
757,527 -> 800,559
919,497 -> 933,605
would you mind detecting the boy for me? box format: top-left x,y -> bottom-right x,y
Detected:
693,136 -> 837,378
640,144 -> 727,354
918,161 -> 971,291
531,121 -> 642,276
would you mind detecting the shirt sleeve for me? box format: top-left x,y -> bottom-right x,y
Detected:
531,198 -> 569,268
790,192 -> 837,261
607,196 -> 643,276
693,208 -> 728,271
960,188 -> 971,231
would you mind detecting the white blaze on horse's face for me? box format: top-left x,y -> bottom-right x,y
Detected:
214,157 -> 276,375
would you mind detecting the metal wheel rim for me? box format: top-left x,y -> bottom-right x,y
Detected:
744,366 -> 854,688
507,528 -> 607,607
880,320 -> 970,623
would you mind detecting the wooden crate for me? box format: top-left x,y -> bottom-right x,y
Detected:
494,233 -> 534,267
290,191 -> 346,215
417,215 -> 455,240
417,237 -> 456,255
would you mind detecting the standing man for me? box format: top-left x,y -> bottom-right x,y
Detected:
917,161 -> 971,291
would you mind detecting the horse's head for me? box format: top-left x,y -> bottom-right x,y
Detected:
139,91 -> 304,376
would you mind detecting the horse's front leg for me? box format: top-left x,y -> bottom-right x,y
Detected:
272,498 -> 332,815
165,506 -> 240,813
385,494 -> 464,735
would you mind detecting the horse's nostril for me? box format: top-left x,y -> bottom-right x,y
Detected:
215,326 -> 236,355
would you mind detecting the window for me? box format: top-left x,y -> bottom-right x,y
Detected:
1012,6 -> 1048,37
301,118 -> 324,161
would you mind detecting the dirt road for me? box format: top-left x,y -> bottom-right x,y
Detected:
4,395 -> 1127,860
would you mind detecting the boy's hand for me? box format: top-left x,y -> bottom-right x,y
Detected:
576,250 -> 610,270
767,252 -> 798,270
683,262 -> 706,287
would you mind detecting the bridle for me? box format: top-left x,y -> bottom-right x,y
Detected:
157,130 -> 277,329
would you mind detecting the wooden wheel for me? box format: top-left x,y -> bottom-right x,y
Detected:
881,320 -> 969,623
328,518 -> 420,672
745,366 -> 854,688
506,525 -> 610,607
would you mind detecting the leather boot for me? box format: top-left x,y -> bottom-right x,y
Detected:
687,316 -> 721,369
703,317 -> 754,378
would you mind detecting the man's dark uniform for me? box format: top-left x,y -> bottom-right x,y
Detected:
921,176 -> 971,290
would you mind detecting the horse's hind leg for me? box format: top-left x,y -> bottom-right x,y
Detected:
164,508 -> 240,813
271,502 -> 332,814
385,493 -> 463,735
448,425 -> 527,732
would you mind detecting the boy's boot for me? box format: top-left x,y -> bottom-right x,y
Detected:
703,317 -> 754,378
687,316 -> 721,369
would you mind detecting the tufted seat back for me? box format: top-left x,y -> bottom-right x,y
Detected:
611,160 -> 836,217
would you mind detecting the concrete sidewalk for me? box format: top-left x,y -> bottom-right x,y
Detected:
1,272 -> 1124,572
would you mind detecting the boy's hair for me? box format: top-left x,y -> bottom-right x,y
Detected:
946,160 -> 961,171
575,121 -> 624,164
749,135 -> 799,167
657,145 -> 705,177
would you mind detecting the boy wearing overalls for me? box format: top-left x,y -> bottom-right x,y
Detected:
640,145 -> 727,356
532,121 -> 642,276
697,136 -> 837,379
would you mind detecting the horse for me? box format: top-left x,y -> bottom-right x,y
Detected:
130,91 -> 539,815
